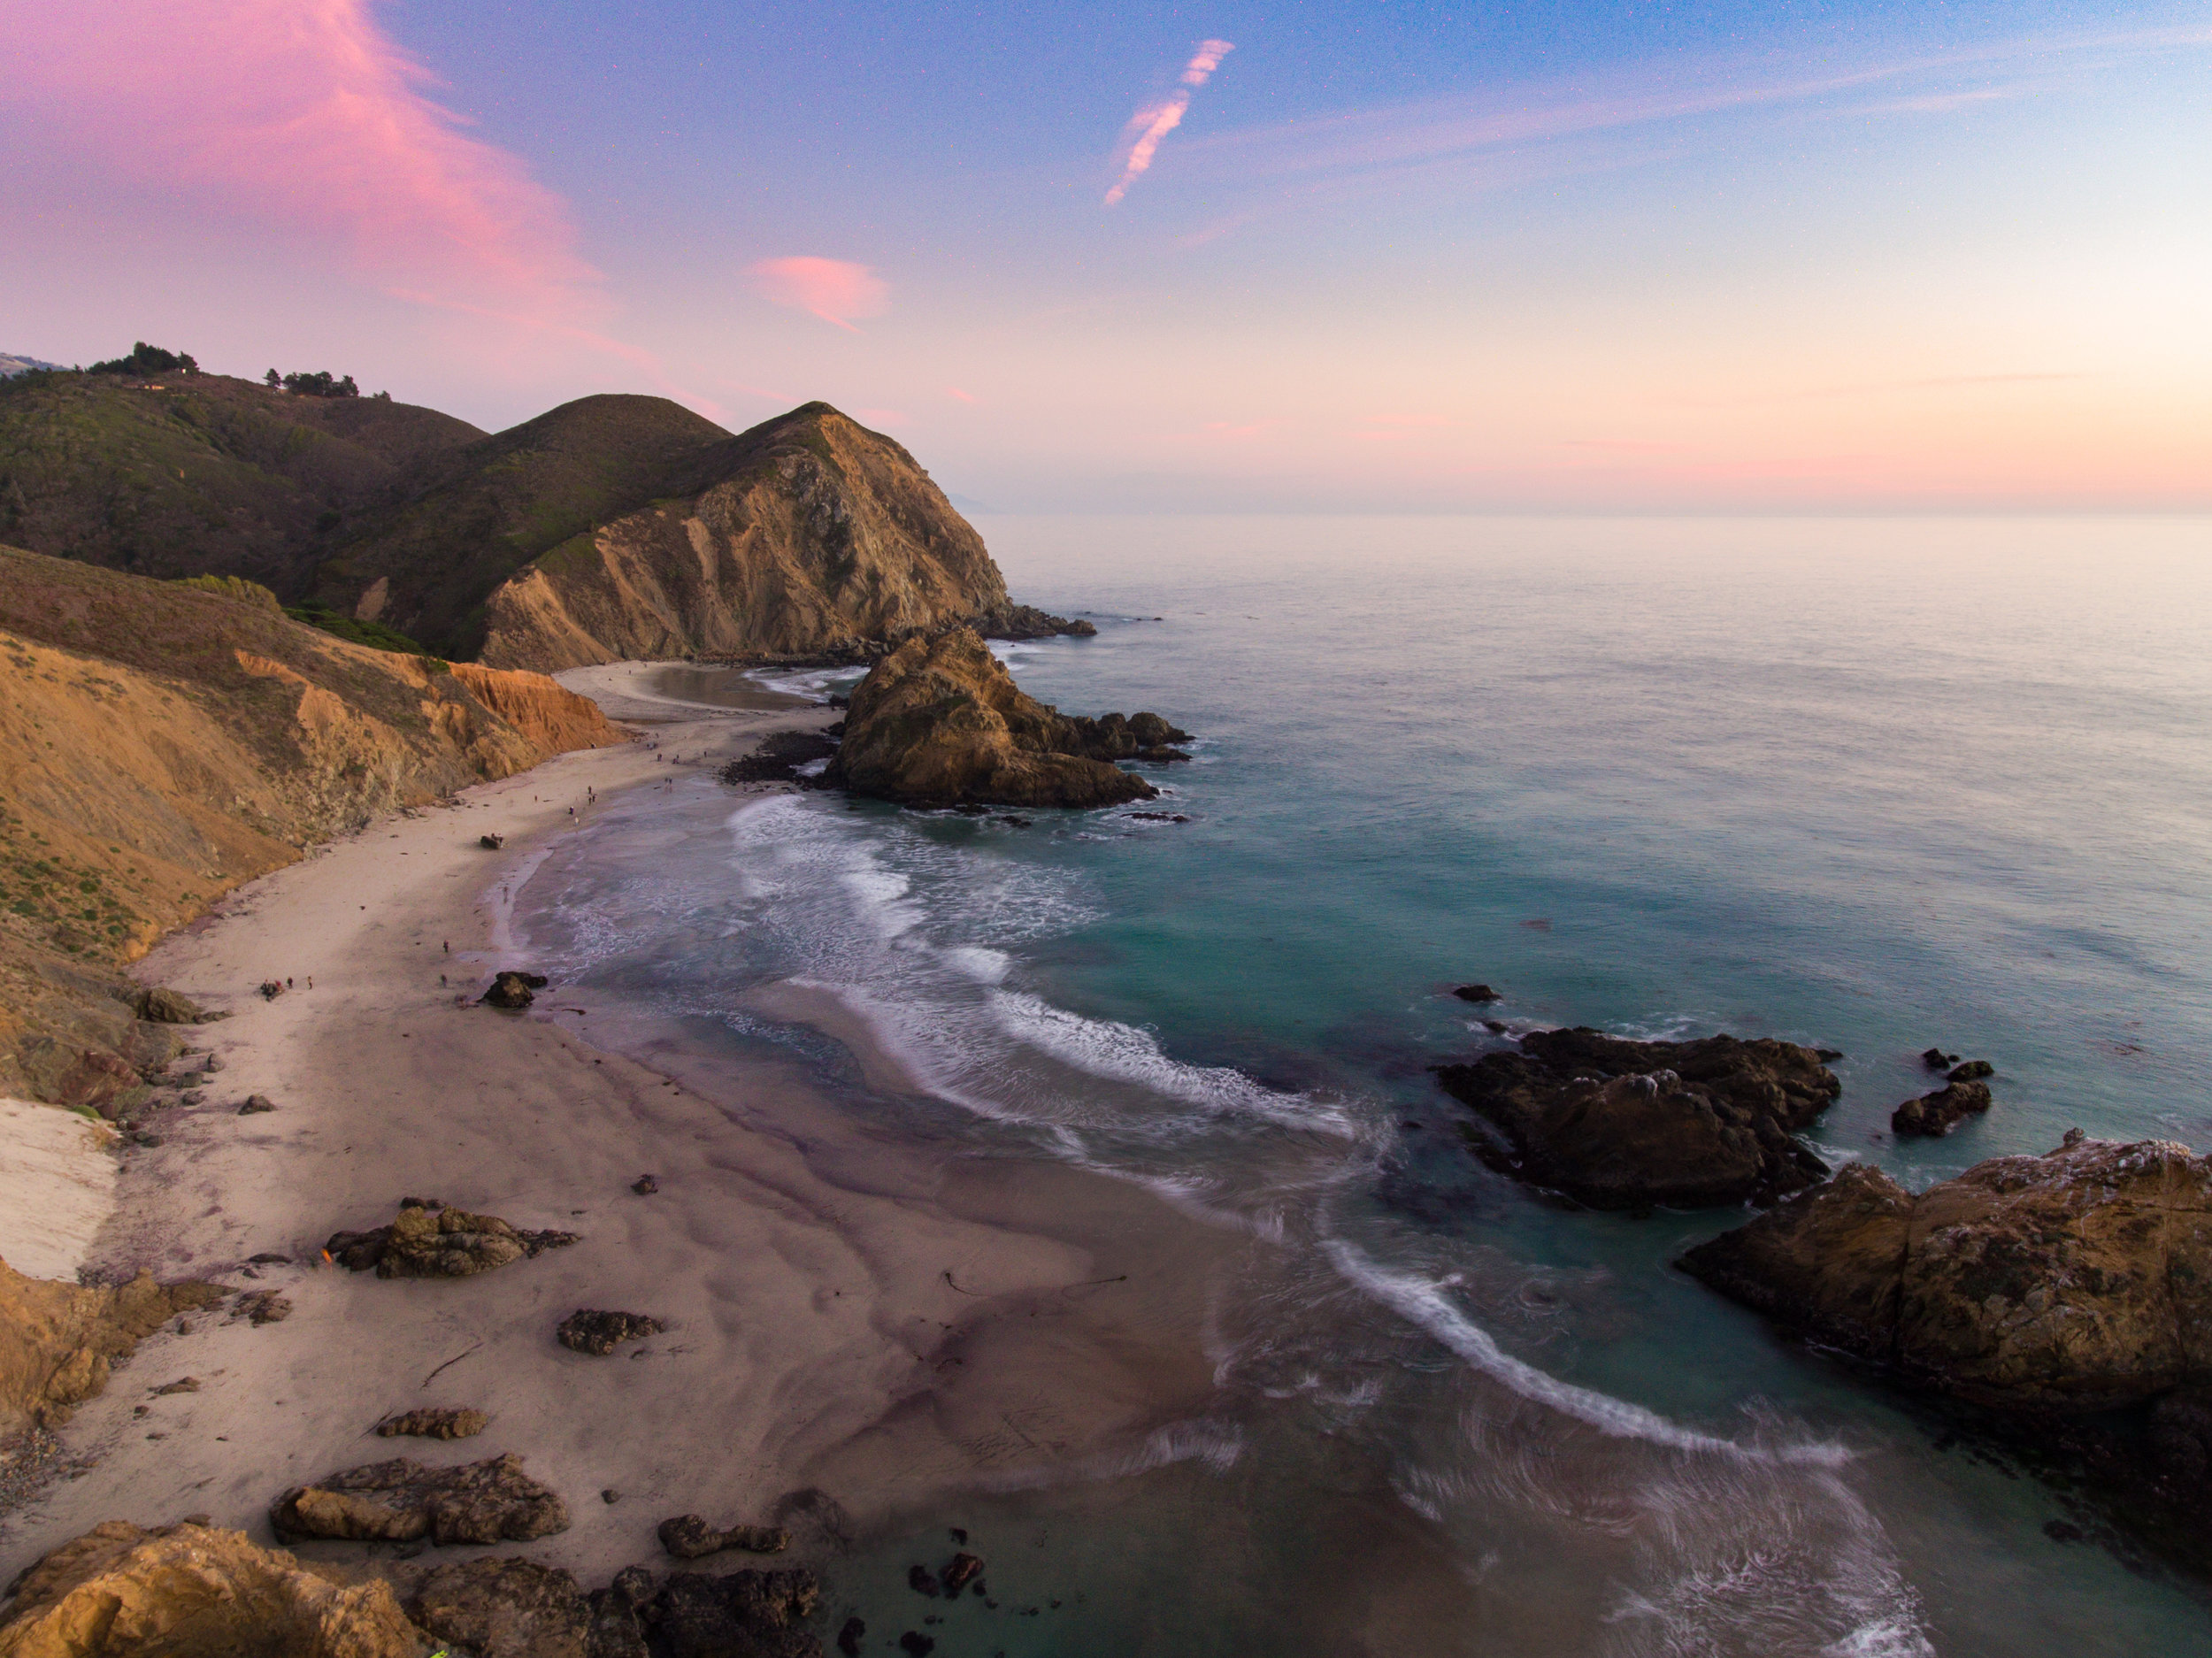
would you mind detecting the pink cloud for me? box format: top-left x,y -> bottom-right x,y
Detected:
1105,39 -> 1234,205
945,385 -> 978,403
747,257 -> 890,331
0,0 -> 603,325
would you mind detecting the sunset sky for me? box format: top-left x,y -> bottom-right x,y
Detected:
3,1 -> 2207,510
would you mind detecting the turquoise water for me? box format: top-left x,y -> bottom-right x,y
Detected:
522,516 -> 2212,1654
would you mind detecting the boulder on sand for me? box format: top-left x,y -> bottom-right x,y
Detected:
1678,1133 -> 2212,1411
377,1405 -> 490,1439
325,1201 -> 578,1278
1434,1027 -> 1841,1209
826,626 -> 1188,810
658,1513 -> 791,1560
557,1309 -> 663,1355
270,1452 -> 571,1546
481,970 -> 548,1009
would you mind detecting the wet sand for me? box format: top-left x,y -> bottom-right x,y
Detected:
0,664 -> 1233,1589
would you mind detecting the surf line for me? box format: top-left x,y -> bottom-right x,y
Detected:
1321,1239 -> 1849,1467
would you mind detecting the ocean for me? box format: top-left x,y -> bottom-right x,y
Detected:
516,515 -> 2212,1655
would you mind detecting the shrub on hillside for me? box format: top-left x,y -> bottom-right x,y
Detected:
171,573 -> 281,611
88,342 -> 198,377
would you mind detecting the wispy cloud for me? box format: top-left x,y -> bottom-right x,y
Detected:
1105,39 -> 1235,206
0,0 -> 602,324
747,257 -> 890,331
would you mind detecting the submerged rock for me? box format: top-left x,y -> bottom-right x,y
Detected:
326,1201 -> 579,1278
1434,1027 -> 1840,1209
377,1405 -> 490,1439
1948,1059 -> 1994,1081
1891,1078 -> 1993,1138
0,1519 -> 419,1658
1451,984 -> 1501,1004
557,1309 -> 663,1355
826,626 -> 1188,810
1678,1134 -> 2212,1410
271,1452 -> 571,1546
721,729 -> 841,786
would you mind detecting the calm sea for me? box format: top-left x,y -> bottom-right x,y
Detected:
521,515 -> 2212,1655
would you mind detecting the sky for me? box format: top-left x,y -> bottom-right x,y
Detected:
3,0 -> 2208,510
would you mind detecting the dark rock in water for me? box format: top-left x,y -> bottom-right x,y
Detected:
721,729 -> 841,787
954,803 -> 988,816
827,626 -> 1187,809
838,1616 -> 866,1656
377,1406 -> 489,1439
408,1555 -> 590,1658
1815,1048 -> 1844,1062
271,1452 -> 570,1545
1678,1135 -> 2212,1411
481,970 -> 547,1009
326,1202 -> 577,1278
1125,810 -> 1190,822
633,1173 -> 660,1195
238,1094 -> 276,1115
1434,1027 -> 1839,1209
659,1513 -> 790,1559
1921,1047 -> 1961,1071
234,1290 -> 290,1324
651,1567 -> 821,1658
480,833 -> 505,849
975,602 -> 1095,641
898,1635 -> 935,1657
906,1563 -> 940,1597
939,1552 -> 985,1594
557,1309 -> 663,1355
1891,1079 -> 1993,1138
998,815 -> 1032,827
1948,1059 -> 1994,1081
1452,984 -> 1501,1004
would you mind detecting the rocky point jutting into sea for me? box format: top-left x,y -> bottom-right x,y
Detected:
2,357 -> 2210,1654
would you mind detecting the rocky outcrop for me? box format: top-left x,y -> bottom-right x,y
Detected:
407,1557 -> 590,1658
557,1311 -> 662,1355
271,1453 -> 570,1546
325,1202 -> 578,1278
826,627 -> 1187,809
0,1519 -> 423,1658
1678,1134 -> 2212,1411
657,1515 -> 789,1561
471,404 -> 1019,672
649,1569 -> 821,1658
0,546 -> 620,1113
1891,1078 -> 1993,1138
0,1255 -> 225,1436
377,1407 -> 489,1439
1435,1028 -> 1841,1209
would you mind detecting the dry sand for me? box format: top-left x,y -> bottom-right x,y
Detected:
0,662 -> 1230,1588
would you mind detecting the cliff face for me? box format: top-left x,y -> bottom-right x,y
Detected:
828,626 -> 1187,809
0,545 -> 622,1113
473,404 -> 1014,672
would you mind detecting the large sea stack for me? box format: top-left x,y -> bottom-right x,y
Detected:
829,626 -> 1190,809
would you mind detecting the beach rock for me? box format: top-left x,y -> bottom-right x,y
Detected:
377,1405 -> 490,1439
939,1553 -> 985,1595
649,1567 -> 823,1658
585,1566 -> 657,1658
826,626 -> 1185,810
271,1452 -> 571,1546
1451,984 -> 1501,1003
239,1093 -> 278,1114
235,1289 -> 292,1324
151,1376 -> 200,1395
1434,1027 -> 1840,1209
134,986 -> 204,1024
633,1174 -> 660,1195
1678,1134 -> 2212,1410
326,1201 -> 578,1278
721,730 -> 841,786
0,1256 -> 226,1435
409,1555 -> 592,1658
1890,1079 -> 1993,1138
0,1519 -> 420,1658
482,971 -> 546,1009
557,1309 -> 663,1355
1921,1047 -> 1960,1071
481,833 -> 506,849
1948,1059 -> 1994,1081
658,1514 -> 792,1560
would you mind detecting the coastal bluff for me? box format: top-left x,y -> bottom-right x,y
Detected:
828,626 -> 1190,809
0,544 -> 621,1116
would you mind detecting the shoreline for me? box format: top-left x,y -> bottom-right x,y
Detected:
0,663 -> 1234,1596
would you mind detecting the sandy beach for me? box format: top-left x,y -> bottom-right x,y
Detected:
0,662 -> 1231,1592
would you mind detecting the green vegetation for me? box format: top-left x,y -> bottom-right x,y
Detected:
172,572 -> 281,610
88,342 -> 198,378
283,601 -> 443,664
273,369 -> 359,399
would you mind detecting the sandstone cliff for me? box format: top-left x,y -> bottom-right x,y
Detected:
0,1256 -> 225,1437
0,545 -> 623,1114
472,404 -> 1021,671
828,626 -> 1188,809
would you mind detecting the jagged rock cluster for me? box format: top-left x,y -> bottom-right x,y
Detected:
271,1453 -> 571,1547
324,1201 -> 579,1278
1434,1027 -> 1842,1209
827,626 -> 1189,809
